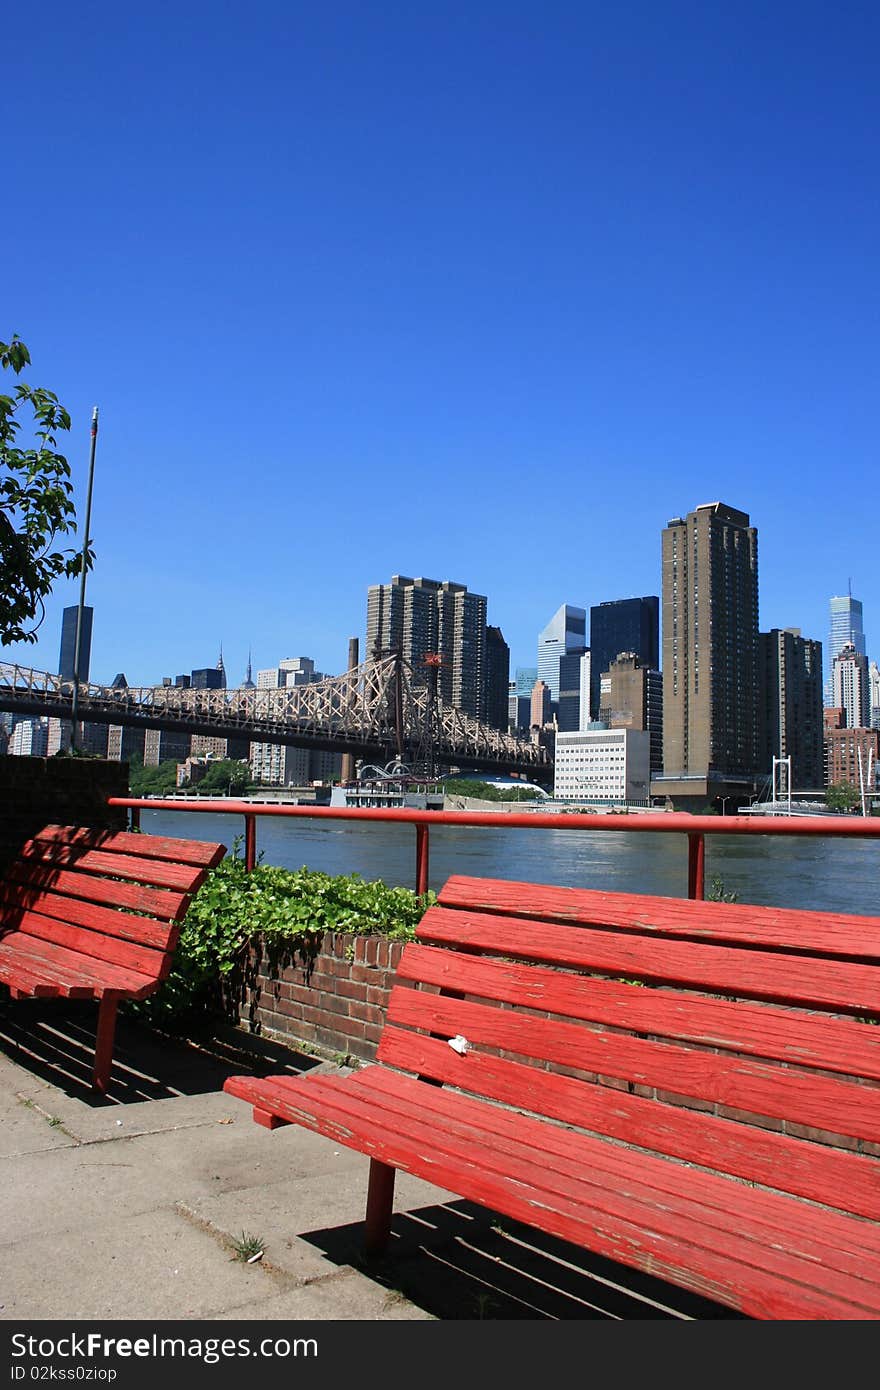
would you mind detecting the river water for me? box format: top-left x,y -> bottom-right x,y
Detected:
143,809 -> 880,916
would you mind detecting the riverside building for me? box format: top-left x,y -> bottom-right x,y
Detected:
554,728 -> 650,805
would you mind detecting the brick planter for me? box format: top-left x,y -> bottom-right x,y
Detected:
240,932 -> 406,1062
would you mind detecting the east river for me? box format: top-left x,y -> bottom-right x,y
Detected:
143,808 -> 880,916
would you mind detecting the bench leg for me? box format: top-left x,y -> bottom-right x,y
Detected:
364,1159 -> 396,1256
93,995 -> 119,1093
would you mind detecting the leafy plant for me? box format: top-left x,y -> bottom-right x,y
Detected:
707,875 -> 738,903
133,844 -> 435,1024
229,1231 -> 264,1262
0,335 -> 92,645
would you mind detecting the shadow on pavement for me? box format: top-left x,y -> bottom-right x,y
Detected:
0,995 -> 323,1106
303,1199 -> 746,1321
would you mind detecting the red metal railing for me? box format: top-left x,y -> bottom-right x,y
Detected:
108,798 -> 880,901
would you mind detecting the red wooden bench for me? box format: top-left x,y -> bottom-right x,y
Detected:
225,873 -> 880,1320
0,824 -> 226,1091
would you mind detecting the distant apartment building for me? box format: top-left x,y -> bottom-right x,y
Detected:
366,576 -> 488,720
599,652 -> 663,773
758,629 -> 824,788
659,502 -> 759,803
249,743 -> 341,787
507,682 -> 530,733
824,714 -> 878,792
485,626 -> 510,731
537,604 -> 586,709
870,661 -> 880,731
47,718 -> 109,758
107,725 -> 146,763
530,679 -> 552,729
589,596 -> 658,724
145,728 -> 192,767
832,643 -> 870,730
9,718 -> 49,757
554,728 -> 650,805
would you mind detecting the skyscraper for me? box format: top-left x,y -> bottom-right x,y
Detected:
485,626 -> 510,731
660,502 -> 760,798
758,629 -> 824,788
832,642 -> 870,730
589,597 -> 659,723
536,604 -> 586,705
366,576 -> 488,720
59,605 -> 93,682
827,592 -> 866,705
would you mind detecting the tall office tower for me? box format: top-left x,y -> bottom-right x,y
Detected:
190,667 -> 224,690
758,629 -> 824,788
661,502 -> 760,789
578,652 -> 592,731
59,605 -> 93,682
366,576 -> 488,720
598,652 -> 664,773
832,642 -> 870,729
589,597 -> 659,724
557,652 -> 584,731
537,604 -> 587,705
530,680 -> 552,729
485,626 -> 510,731
242,652 -> 256,690
515,667 -> 538,697
829,592 -> 866,660
870,661 -> 880,730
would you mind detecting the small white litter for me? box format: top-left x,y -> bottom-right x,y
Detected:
247,1250 -> 264,1264
447,1035 -> 470,1055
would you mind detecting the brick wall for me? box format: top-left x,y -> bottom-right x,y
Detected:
241,933 -> 406,1062
0,757 -> 128,873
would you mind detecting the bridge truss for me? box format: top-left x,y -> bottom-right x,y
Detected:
0,655 -> 551,777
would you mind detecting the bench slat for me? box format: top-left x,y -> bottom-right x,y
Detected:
35,825 -> 226,869
0,883 -> 176,951
417,906 -> 880,1014
5,861 -> 189,921
398,943 -> 880,1082
355,1067 -> 880,1265
222,1072 -> 879,1319
5,909 -> 170,978
387,986 -> 880,1143
19,841 -> 211,893
376,1027 -> 880,1222
0,932 -> 155,998
438,876 -> 880,960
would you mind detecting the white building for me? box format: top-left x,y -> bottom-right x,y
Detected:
9,718 -> 49,757
870,660 -> 880,731
578,652 -> 592,732
553,728 -> 650,805
832,643 -> 870,729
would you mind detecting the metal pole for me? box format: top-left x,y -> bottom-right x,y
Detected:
70,407 -> 99,751
687,832 -> 705,900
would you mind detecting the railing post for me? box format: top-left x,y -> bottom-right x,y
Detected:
687,832 -> 705,900
245,813 -> 257,872
130,805 -> 141,832
415,823 -> 430,896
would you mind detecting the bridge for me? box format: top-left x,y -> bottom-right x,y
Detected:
0,656 -> 552,778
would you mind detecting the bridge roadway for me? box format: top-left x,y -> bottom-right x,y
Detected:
0,656 -> 552,778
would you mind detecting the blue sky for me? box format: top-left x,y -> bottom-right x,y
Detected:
3,1 -> 877,688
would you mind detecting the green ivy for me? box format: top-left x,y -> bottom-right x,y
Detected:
132,845 -> 435,1025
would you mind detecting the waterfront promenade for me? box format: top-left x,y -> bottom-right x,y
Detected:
1,1003 -> 735,1321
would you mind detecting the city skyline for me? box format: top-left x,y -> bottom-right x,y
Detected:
2,4 -> 878,686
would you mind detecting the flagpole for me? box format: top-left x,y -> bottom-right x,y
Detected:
70,406 -> 99,751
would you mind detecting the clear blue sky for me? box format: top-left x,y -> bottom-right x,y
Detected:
4,1 -> 877,688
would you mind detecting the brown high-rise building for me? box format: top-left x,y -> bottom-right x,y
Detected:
659,502 -> 759,805
599,652 -> 663,773
366,576 -> 488,720
758,629 -> 824,789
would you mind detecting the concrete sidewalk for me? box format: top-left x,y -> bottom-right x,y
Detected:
0,1000 -> 737,1321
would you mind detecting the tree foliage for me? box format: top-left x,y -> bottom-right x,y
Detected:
187,759 -> 251,796
825,781 -> 861,813
0,335 -> 91,645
